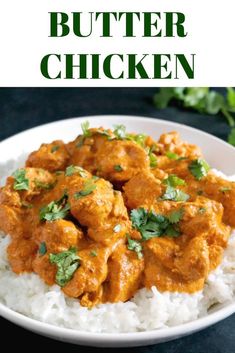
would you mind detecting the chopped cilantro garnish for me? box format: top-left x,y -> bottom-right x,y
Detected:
166,151 -> 180,160
65,165 -> 87,177
39,242 -> 47,256
127,237 -> 143,259
90,250 -> 97,257
12,169 -> 29,191
51,145 -> 60,153
220,187 -> 231,193
167,208 -> 184,223
198,207 -> 207,214
81,121 -> 92,137
39,193 -> 70,221
34,180 -> 54,190
49,247 -> 80,287
113,224 -> 122,233
160,186 -> 189,202
127,133 -> 147,147
130,208 -> 183,241
163,174 -> 186,187
113,125 -> 126,140
74,180 -> 96,200
189,159 -> 210,180
114,165 -> 123,172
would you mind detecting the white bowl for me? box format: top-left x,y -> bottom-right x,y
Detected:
0,115 -> 235,347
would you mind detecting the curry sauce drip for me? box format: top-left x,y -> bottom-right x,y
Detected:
0,127 -> 234,307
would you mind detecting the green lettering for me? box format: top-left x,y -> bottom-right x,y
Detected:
175,54 -> 195,79
40,54 -> 61,79
165,12 -> 187,37
103,54 -> 124,79
154,54 -> 172,79
128,54 -> 149,79
95,12 -> 118,37
65,54 -> 87,79
143,12 -> 161,37
50,12 -> 69,37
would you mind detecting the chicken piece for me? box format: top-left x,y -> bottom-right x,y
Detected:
157,131 -> 202,158
95,139 -> 150,184
144,236 -> 209,292
200,173 -> 235,227
32,254 -> 57,286
7,238 -> 38,273
0,205 -> 23,238
2,168 -> 56,204
103,244 -> 144,302
62,245 -> 111,299
26,140 -> 70,172
0,184 -> 21,208
123,171 -> 163,209
68,176 -> 114,228
34,219 -> 83,253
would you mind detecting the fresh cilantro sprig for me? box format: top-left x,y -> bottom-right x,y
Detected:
40,193 -> 70,221
160,186 -> 189,202
127,237 -> 143,259
74,180 -> 97,200
81,121 -> 92,137
65,165 -> 87,177
12,169 -> 29,191
163,174 -> 186,187
153,87 -> 235,145
130,208 -> 184,240
189,159 -> 210,180
49,247 -> 80,287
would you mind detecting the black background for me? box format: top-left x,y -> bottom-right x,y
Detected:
0,88 -> 234,353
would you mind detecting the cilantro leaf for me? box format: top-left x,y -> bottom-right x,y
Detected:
127,237 -> 143,259
167,208 -> 184,223
114,165 -> 123,172
40,193 -> 70,221
74,180 -> 96,200
113,125 -> 126,140
90,250 -> 97,257
130,208 -> 182,240
189,158 -> 210,180
127,133 -> 147,147
81,121 -> 92,137
51,145 -> 60,153
166,151 -> 180,160
160,186 -> 189,202
39,242 -> 47,256
49,247 -> 80,287
228,128 -> 235,146
12,169 -> 29,191
65,165 -> 87,177
163,174 -> 186,187
220,187 -> 231,193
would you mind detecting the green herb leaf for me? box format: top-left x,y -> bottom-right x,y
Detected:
114,165 -> 123,172
90,250 -> 97,257
39,242 -> 47,256
163,174 -> 186,187
49,247 -> 80,287
189,159 -> 210,180
12,169 -> 29,191
131,208 -> 182,240
160,186 -> 189,202
51,145 -> 60,153
227,88 -> 235,109
167,208 -> 184,224
34,180 -> 54,190
65,165 -> 87,177
166,151 -> 180,160
81,121 -> 92,137
220,187 -> 231,193
113,224 -> 122,233
127,133 -> 147,147
228,128 -> 235,146
127,238 -> 143,259
198,207 -> 207,214
74,180 -> 96,200
113,125 -> 126,140
40,193 -> 70,221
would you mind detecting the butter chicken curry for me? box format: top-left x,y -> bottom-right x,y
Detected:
0,123 -> 234,307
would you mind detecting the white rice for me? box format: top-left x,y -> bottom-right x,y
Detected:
0,156 -> 235,333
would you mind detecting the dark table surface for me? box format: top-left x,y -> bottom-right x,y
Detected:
0,88 -> 234,352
